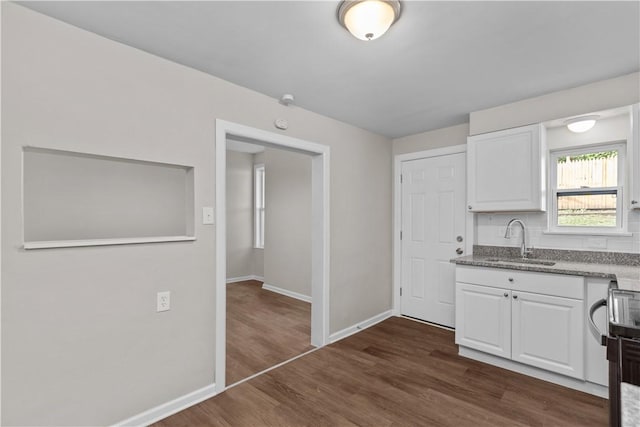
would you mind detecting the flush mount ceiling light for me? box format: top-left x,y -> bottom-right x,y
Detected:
338,0 -> 401,41
565,115 -> 599,133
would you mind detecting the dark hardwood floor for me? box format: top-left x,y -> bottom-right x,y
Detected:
226,280 -> 313,385
156,316 -> 608,427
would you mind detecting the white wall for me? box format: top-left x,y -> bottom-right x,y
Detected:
263,148 -> 312,297
392,123 -> 469,155
1,4 -> 392,426
469,72 -> 640,135
546,113 -> 630,150
226,150 -> 254,279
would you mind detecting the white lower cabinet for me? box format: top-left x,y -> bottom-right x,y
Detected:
455,283 -> 511,358
455,267 -> 586,381
511,291 -> 584,379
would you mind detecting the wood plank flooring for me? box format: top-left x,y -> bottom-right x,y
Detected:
226,280 -> 313,385
156,316 -> 608,427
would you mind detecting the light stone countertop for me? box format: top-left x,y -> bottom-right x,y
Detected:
452,254 -> 640,292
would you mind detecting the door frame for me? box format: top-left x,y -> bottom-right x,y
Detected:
392,144 -> 473,316
215,119 -> 330,393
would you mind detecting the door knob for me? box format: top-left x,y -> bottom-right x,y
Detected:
457,236 -> 463,242
456,248 -> 463,255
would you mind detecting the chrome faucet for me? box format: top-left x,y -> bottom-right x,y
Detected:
504,218 -> 532,259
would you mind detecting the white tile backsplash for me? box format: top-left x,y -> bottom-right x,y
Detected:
475,210 -> 640,253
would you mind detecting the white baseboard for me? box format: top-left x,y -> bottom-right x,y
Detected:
329,310 -> 393,344
111,383 -> 217,427
262,283 -> 312,303
226,275 -> 264,284
459,346 -> 608,398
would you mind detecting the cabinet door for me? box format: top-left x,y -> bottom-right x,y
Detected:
467,124 -> 546,212
512,291 -> 584,379
631,103 -> 640,209
455,283 -> 511,358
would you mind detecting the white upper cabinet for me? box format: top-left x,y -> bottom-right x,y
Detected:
467,124 -> 546,212
631,103 -> 640,209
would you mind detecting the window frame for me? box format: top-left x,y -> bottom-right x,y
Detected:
254,163 -> 265,249
548,141 -> 626,234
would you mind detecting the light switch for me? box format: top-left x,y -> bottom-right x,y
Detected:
202,207 -> 214,225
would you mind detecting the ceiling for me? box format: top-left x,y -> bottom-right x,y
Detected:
19,1 -> 640,139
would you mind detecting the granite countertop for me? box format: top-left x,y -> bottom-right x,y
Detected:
451,246 -> 640,292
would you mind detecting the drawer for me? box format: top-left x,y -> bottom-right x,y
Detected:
456,266 -> 584,299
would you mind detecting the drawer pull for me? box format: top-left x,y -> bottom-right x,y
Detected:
503,292 -> 509,298
513,295 -> 518,300
508,277 -> 514,282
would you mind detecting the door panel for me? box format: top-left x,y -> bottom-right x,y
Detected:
455,283 -> 511,358
410,258 -> 425,299
512,291 -> 584,379
401,153 -> 466,327
437,261 -> 455,305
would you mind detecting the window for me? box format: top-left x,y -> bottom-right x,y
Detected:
549,143 -> 625,233
254,164 -> 265,248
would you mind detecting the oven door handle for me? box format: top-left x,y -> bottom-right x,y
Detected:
588,298 -> 608,346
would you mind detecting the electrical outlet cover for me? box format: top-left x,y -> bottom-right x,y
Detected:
157,291 -> 171,312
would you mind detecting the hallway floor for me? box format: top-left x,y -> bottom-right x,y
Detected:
226,280 -> 313,385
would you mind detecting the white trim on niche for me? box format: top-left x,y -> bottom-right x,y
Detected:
226,275 -> 264,284
215,119 -> 331,395
262,283 -> 312,303
329,310 -> 393,343
24,235 -> 196,250
111,383 -> 217,427
392,144 -> 473,316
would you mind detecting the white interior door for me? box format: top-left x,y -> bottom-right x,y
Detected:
400,153 -> 466,327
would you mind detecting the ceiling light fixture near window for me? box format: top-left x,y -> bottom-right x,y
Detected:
338,0 -> 401,41
565,115 -> 599,133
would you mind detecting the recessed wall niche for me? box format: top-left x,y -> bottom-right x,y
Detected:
23,147 -> 195,249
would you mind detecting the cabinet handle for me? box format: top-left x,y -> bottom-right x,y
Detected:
508,277 -> 514,282
468,205 -> 472,210
632,200 -> 639,205
503,292 -> 509,298
456,248 -> 463,255
513,295 -> 518,299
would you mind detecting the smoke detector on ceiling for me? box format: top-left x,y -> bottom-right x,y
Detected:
280,94 -> 295,106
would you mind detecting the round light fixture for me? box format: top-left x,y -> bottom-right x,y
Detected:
565,115 -> 599,133
338,0 -> 401,41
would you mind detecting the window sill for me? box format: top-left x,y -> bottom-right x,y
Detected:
543,230 -> 633,237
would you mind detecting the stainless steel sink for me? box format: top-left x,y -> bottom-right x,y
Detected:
485,257 -> 556,266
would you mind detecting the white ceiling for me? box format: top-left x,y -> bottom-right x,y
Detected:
19,1 -> 640,138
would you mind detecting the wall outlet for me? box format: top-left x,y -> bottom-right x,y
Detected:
157,291 -> 171,312
586,237 -> 607,249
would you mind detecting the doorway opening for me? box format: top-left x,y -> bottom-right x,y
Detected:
215,120 -> 330,392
